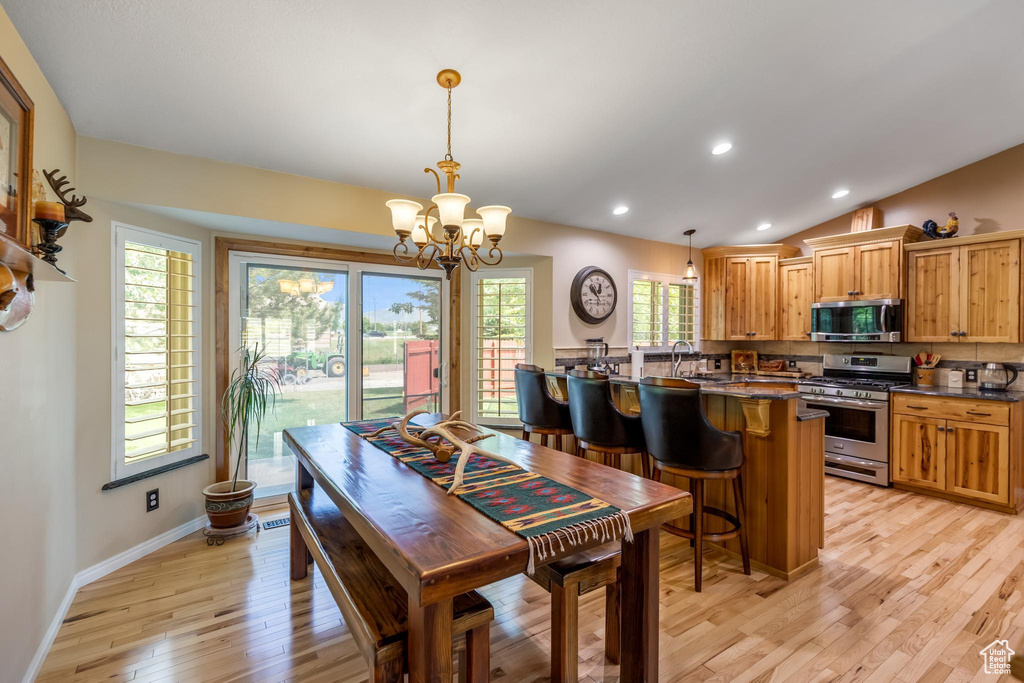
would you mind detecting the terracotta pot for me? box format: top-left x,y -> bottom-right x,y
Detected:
202,480 -> 256,528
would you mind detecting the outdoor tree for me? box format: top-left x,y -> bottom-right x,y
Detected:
405,280 -> 441,339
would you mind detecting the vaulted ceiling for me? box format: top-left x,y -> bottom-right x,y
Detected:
6,0 -> 1024,247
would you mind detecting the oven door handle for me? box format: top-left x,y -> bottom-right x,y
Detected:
803,396 -> 887,410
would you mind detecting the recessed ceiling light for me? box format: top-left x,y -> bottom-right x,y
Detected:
832,189 -> 850,199
757,223 -> 772,231
712,142 -> 733,156
613,205 -> 629,215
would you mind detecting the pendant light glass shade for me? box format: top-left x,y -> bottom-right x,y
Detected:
278,279 -> 298,294
412,214 -> 437,246
477,205 -> 512,238
298,276 -> 315,293
432,193 -> 471,228
385,199 -> 423,236
461,218 -> 484,247
682,228 -> 698,284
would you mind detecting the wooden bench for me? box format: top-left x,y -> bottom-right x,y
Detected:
289,486 -> 493,682
528,542 -> 621,682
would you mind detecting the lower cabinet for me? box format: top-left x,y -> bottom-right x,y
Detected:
891,394 -> 1019,512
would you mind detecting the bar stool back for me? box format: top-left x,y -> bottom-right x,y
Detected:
566,370 -> 648,477
514,364 -> 573,451
638,376 -> 750,591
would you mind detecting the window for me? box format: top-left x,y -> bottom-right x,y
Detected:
113,223 -> 202,480
470,269 -> 532,424
628,270 -> 699,351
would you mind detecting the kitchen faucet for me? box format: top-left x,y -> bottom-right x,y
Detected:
671,339 -> 695,377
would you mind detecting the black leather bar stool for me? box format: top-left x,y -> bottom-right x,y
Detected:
514,364 -> 574,451
566,370 -> 648,477
637,376 -> 750,592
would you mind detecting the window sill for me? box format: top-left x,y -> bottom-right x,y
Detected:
102,454 -> 210,491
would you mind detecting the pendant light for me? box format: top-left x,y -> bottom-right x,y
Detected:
682,229 -> 698,284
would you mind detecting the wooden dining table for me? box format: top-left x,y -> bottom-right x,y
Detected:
283,417 -> 691,682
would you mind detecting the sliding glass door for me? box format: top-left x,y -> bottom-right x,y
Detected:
229,254 -> 447,498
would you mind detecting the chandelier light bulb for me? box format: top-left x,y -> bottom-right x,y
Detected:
385,199 -> 423,236
477,205 -> 512,238
432,193 -> 471,229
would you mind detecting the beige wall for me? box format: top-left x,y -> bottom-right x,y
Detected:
783,142 -> 1024,253
77,137 -> 695,351
73,199 -> 216,570
0,5 -> 79,681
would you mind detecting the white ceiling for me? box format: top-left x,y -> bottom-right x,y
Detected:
7,0 -> 1024,247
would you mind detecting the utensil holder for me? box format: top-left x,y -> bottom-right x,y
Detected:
915,368 -> 936,386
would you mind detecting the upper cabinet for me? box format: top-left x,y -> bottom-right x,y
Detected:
907,235 -> 1021,343
702,244 -> 799,341
805,225 -> 922,303
778,256 -> 813,341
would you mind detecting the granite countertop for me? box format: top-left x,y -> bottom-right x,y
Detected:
545,372 -> 803,400
890,385 -> 1024,403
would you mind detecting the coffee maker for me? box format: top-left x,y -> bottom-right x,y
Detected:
585,337 -> 610,372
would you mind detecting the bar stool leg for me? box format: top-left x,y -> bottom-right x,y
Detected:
640,452 -> 650,479
555,433 -> 563,452
522,427 -> 528,442
550,581 -> 579,682
604,582 -> 620,664
733,474 -> 751,576
693,479 -> 704,592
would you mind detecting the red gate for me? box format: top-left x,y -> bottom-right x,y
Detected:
403,340 -> 440,412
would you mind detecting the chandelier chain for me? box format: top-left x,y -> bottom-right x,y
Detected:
445,83 -> 453,161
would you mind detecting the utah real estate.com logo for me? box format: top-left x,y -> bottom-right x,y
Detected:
980,639 -> 1014,675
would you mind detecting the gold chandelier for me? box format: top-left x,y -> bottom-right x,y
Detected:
385,69 -> 510,279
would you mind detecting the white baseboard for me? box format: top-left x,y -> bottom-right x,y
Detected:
22,515 -> 206,683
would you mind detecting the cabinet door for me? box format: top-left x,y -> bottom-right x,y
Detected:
891,414 -> 946,490
959,240 -> 1020,343
779,262 -> 812,341
906,246 -> 959,342
725,257 -> 750,340
854,242 -> 901,299
946,421 -> 1009,504
813,247 -> 855,302
702,257 -> 727,340
748,256 -> 777,339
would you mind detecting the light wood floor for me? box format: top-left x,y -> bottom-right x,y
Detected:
38,477 -> 1024,682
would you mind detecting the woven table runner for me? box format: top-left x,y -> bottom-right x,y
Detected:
343,418 -> 632,573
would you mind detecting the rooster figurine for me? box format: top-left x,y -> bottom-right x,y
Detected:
922,212 -> 959,239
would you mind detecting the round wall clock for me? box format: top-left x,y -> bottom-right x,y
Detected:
570,266 -> 617,324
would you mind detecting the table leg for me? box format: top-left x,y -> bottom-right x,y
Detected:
290,460 -> 314,580
408,597 -> 454,683
619,527 -> 659,682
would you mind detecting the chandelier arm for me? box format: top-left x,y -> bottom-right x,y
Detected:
422,204 -> 446,245
393,240 -> 418,263
459,245 -> 480,272
474,244 -> 504,267
416,243 -> 439,270
424,168 -> 441,195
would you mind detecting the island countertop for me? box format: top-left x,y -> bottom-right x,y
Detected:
545,372 -> 803,400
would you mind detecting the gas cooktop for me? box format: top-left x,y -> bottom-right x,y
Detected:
798,354 -> 913,401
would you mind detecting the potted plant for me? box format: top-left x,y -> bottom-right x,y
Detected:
203,343 -> 279,528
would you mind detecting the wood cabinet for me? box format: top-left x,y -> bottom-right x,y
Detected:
778,257 -> 812,341
701,245 -> 799,341
805,225 -> 923,303
891,394 -> 1020,513
907,237 -> 1021,343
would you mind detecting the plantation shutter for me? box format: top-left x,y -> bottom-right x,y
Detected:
474,272 -> 531,422
115,224 -> 202,478
630,278 -> 663,347
667,282 -> 697,344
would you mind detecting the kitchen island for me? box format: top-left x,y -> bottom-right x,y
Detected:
547,373 -> 826,579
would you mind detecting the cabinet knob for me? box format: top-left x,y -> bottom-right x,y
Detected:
854,290 -> 861,296
951,331 -> 959,337
959,331 -> 967,337
847,290 -> 854,296
937,426 -> 945,432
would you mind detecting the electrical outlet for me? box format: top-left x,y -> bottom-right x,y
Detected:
788,360 -> 797,368
146,489 -> 159,512
966,368 -> 978,383
714,358 -> 722,370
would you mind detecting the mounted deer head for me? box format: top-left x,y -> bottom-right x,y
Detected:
43,169 -> 92,223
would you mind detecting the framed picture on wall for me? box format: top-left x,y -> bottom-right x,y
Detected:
0,53 -> 34,247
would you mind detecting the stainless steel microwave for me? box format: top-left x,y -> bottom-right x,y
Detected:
810,299 -> 902,342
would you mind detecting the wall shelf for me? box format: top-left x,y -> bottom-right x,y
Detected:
0,231 -> 75,282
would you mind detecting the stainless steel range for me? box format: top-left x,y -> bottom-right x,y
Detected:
798,354 -> 912,486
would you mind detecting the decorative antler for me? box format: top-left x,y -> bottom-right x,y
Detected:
381,410 -> 520,493
43,169 -> 92,223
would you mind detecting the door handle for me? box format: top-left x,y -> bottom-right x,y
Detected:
906,405 -> 928,410
966,411 -> 991,417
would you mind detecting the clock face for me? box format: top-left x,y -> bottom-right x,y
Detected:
571,267 -> 617,323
